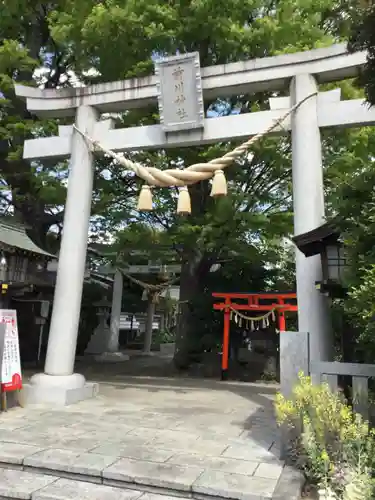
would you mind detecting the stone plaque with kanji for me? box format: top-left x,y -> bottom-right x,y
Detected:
155,52 -> 204,133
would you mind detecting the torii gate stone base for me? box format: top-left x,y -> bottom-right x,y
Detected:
16,44 -> 375,406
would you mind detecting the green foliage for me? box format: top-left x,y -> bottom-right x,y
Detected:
348,1 -> 375,106
345,265 -> 375,357
48,0 -> 355,80
0,39 -> 37,75
342,470 -> 373,500
154,329 -> 175,345
275,374 -> 375,499
327,145 -> 375,361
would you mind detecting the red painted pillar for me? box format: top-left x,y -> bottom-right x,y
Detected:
278,299 -> 286,332
221,306 -> 231,380
278,312 -> 286,332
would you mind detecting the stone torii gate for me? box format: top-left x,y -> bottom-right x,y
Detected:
15,44 -> 375,405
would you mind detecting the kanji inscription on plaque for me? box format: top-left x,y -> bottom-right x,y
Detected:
155,52 -> 204,133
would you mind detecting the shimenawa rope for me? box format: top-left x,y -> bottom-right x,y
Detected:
119,267 -> 178,303
230,306 -> 277,331
73,92 -> 317,214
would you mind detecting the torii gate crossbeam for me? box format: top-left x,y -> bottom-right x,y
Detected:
14,44 -> 372,406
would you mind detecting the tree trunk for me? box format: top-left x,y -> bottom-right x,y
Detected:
174,258 -> 200,369
172,178 -> 213,369
174,250 -> 213,369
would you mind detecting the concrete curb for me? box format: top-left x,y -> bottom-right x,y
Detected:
272,465 -> 305,500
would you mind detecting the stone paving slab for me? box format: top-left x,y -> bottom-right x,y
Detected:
272,466 -> 305,500
149,436 -> 229,456
103,458 -> 205,491
146,429 -> 200,444
69,423 -> 136,439
19,423 -> 85,437
222,444 -> 282,463
0,420 -> 32,431
91,434 -> 149,447
91,443 -> 174,463
0,442 -> 43,465
52,437 -> 104,451
24,448 -> 119,477
174,422 -> 244,438
192,470 -> 278,500
166,453 -> 259,476
32,478 -> 143,500
0,468 -> 57,499
254,463 -> 284,480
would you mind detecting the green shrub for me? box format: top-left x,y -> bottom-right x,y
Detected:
154,329 -> 175,344
275,373 -> 375,499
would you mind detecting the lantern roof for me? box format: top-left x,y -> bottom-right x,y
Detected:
292,219 -> 341,258
0,217 -> 54,258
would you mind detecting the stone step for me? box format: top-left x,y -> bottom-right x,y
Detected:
0,443 -> 287,500
0,467 -> 187,500
0,460 -> 278,500
0,460 -> 302,500
0,444 -> 302,500
0,465 -> 303,500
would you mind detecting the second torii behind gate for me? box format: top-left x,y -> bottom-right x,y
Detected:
212,292 -> 298,380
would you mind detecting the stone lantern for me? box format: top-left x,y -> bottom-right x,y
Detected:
292,220 -> 348,298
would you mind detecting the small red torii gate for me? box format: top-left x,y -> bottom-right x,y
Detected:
212,292 -> 298,380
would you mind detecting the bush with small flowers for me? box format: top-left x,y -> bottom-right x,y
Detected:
275,373 -> 375,499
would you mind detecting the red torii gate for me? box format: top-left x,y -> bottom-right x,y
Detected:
212,292 -> 298,380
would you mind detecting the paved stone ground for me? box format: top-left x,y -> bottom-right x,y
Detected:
0,376 -> 285,499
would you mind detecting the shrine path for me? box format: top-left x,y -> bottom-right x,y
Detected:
0,375 -> 302,499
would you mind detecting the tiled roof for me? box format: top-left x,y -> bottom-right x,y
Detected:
0,218 -> 54,257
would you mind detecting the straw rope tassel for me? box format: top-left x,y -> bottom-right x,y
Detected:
177,186 -> 191,214
137,185 -> 153,211
210,170 -> 227,197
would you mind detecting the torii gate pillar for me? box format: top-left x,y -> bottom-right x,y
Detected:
27,105 -> 100,405
291,74 -> 332,362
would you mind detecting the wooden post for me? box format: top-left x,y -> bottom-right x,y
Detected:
221,304 -> 231,380
279,312 -> 286,332
278,299 -> 286,332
